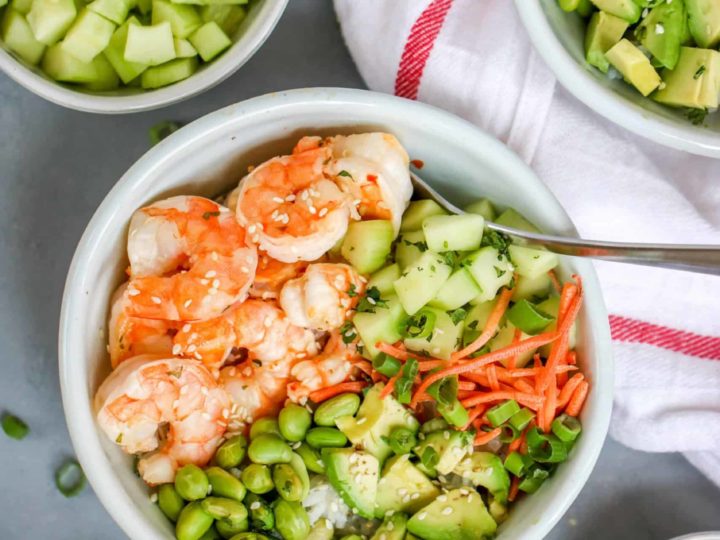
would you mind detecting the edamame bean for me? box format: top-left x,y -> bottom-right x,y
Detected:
339,536 -> 364,540
249,417 -> 281,440
278,403 -> 312,442
313,393 -> 360,427
215,435 -> 247,469
305,427 -> 348,449
176,502 -> 214,540
198,526 -> 221,540
215,518 -> 249,539
248,434 -> 293,464
245,493 -> 274,531
240,464 -> 274,494
201,497 -> 248,525
272,463 -> 304,502
206,467 -> 246,502
295,443 -> 325,474
307,518 -> 334,540
158,483 -> 185,522
273,500 -> 310,540
288,452 -> 310,499
175,464 -> 210,501
227,533 -> 271,540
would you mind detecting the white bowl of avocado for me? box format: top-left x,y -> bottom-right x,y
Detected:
0,0 -> 287,113
515,0 -> 720,158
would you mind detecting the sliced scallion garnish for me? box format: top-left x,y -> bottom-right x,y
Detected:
55,459 -> 86,497
149,121 -> 181,146
1,413 -> 29,440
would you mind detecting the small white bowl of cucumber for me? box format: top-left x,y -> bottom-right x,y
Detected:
515,0 -> 720,158
0,0 -> 287,113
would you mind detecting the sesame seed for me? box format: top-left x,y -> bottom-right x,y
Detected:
212,279 -> 220,289
656,23 -> 664,34
211,252 -> 219,262
252,235 -> 260,243
194,352 -> 202,360
184,299 -> 193,308
205,270 -> 217,278
250,501 -> 261,510
200,279 -> 209,286
353,199 -> 362,206
442,506 -> 453,515
308,206 -> 317,215
202,412 -> 211,420
180,386 -> 188,395
201,387 -> 209,395
366,297 -> 376,305
172,344 -> 182,355
272,197 -> 284,204
387,522 -> 395,531
437,494 -> 447,502
248,224 -> 256,233
208,288 -> 217,296
443,431 -> 450,440
151,296 -> 161,304
467,494 -> 473,503
149,493 -> 158,503
357,417 -> 367,425
128,288 -> 140,296
241,266 -> 249,273
411,492 -> 420,500
318,208 -> 328,217
182,324 -> 191,333
325,521 -> 332,530
417,512 -> 427,521
398,488 -> 407,496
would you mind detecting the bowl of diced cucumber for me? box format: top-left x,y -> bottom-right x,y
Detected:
0,0 -> 288,113
515,0 -> 720,158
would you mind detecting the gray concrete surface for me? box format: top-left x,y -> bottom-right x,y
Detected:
0,1 -> 718,538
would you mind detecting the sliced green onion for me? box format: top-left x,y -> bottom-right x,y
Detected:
55,459 -> 86,497
503,451 -> 527,477
526,427 -> 549,449
438,399 -> 469,428
372,353 -> 402,378
394,359 -> 419,404
2,413 -> 29,440
551,414 -> 582,443
404,309 -> 436,339
387,427 -> 417,455
421,418 -> 449,434
486,400 -> 520,427
509,408 -> 535,431
149,121 -> 181,146
528,435 -> 568,464
427,376 -> 459,407
421,446 -> 439,470
499,423 -> 520,443
507,300 -> 555,335
517,466 -> 550,494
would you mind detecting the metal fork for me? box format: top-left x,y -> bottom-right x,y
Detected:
411,172 -> 720,275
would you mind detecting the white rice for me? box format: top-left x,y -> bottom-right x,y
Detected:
303,476 -> 352,529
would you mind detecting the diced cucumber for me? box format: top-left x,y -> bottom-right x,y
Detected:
494,208 -> 540,233
400,200 -> 447,232
87,0 -> 133,24
103,17 -> 147,84
341,220 -> 394,274
508,245 -> 558,280
489,323 -> 535,368
61,9 -> 116,63
464,247 -> 514,303
27,0 -> 77,45
125,21 -> 175,66
395,230 -> 426,270
173,37 -> 196,57
462,300 -> 496,346
10,0 -> 34,15
393,251 -> 453,315
188,20 -> 229,61
464,198 -> 496,221
429,268 -> 481,311
152,0 -> 201,38
422,214 -> 485,252
537,296 -> 578,357
1,9 -> 46,65
352,295 -> 408,358
137,0 -> 151,14
83,52 -> 119,90
140,56 -> 197,88
507,299 -> 555,335
367,264 -> 401,296
42,42 -> 99,82
404,307 -> 463,360
200,4 -> 245,36
511,272 -> 551,302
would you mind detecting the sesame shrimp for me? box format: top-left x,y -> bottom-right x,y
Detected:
235,137 -> 352,263
250,254 -> 310,300
125,196 -> 258,322
95,355 -> 231,485
280,263 -> 365,332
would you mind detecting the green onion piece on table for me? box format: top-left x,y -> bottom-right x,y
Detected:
551,414 -> 582,443
487,399 -> 521,427
55,459 -> 86,497
149,121 -> 181,146
1,413 -> 29,440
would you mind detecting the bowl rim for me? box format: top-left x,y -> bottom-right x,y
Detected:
514,0 -> 720,158
0,0 -> 288,114
58,87 -> 614,539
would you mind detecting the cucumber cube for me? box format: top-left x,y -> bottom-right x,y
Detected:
173,37 -> 196,57
125,21 -> 175,66
103,17 -> 147,84
422,214 -> 485,252
490,324 -> 535,368
188,21 -> 230,62
152,0 -> 200,38
200,4 -> 245,36
61,9 -> 116,63
464,246 -> 514,303
462,300 -> 495,345
83,52 -> 119,90
87,0 -> 133,24
10,0 -> 34,15
27,0 -> 77,45
494,208 -> 540,233
429,268 -> 481,311
512,271 -> 551,302
353,296 -> 408,358
508,245 -> 558,280
140,56 -> 197,88
395,230 -> 426,270
464,198 -> 496,221
404,308 -> 463,360
42,42 -> 100,82
400,199 -> 447,232
367,264 -> 401,297
137,0 -> 151,14
1,9 -> 46,65
341,220 -> 395,275
393,251 -> 453,315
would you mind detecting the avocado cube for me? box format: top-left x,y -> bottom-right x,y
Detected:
636,0 -> 686,69
585,11 -> 628,73
375,455 -> 440,519
654,47 -> 720,110
1,9 -> 46,65
605,39 -> 661,96
589,0 -> 641,23
407,488 -> 497,540
61,9 -> 116,63
686,0 -> 720,48
453,452 -> 511,504
27,0 -> 77,45
125,21 -> 176,66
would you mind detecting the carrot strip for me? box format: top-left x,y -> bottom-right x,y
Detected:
508,430 -> 526,453
452,287 -> 514,361
380,374 -> 400,399
508,476 -> 520,502
375,342 -> 428,362
487,365 -> 500,392
457,381 -> 476,391
504,365 -> 577,378
309,381 -> 367,403
566,380 -> 589,416
557,281 -> 579,324
566,351 -> 577,366
461,391 -> 543,411
557,373 -> 585,409
541,384 -> 557,432
417,360 -> 445,372
353,360 -> 374,376
474,428 -> 502,446
507,327 -> 523,370
548,270 -> 562,293
513,379 -> 536,394
462,405 -> 486,430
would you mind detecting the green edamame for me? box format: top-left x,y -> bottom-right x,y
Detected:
273,500 -> 310,540
176,502 -> 214,540
206,467 -> 246,502
278,403 -> 312,442
245,493 -> 274,531
307,518 -> 334,540
216,518 -> 249,539
313,393 -> 360,426
272,463 -> 304,502
339,536 -> 364,540
249,417 -> 282,440
295,443 -> 325,474
215,435 -> 247,469
198,526 -> 221,540
248,434 -> 293,464
227,533 -> 271,540
240,464 -> 274,494
201,497 -> 248,525
288,452 -> 310,499
305,427 -> 348,449
158,483 -> 185,522
175,464 -> 210,501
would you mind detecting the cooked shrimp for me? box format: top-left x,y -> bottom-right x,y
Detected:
173,299 -> 318,370
235,137 -> 352,263
95,355 -> 231,485
280,263 -> 365,331
250,254 -> 310,300
108,283 -> 175,368
125,196 -> 258,322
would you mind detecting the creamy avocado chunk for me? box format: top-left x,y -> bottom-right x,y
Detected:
636,0 -> 686,69
585,11 -> 629,73
654,46 -> 720,109
370,513 -> 408,540
590,0 -> 640,23
375,455 -> 440,518
605,38 -> 662,96
686,0 -> 720,48
407,488 -> 497,540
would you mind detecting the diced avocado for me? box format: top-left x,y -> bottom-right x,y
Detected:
42,42 -> 98,82
512,271 -> 551,302
27,0 -> 77,45
686,0 -> 720,48
1,9 -> 46,65
413,430 -> 473,475
10,0 -> 34,15
605,39 -> 662,96
654,46 -> 720,109
636,0 -> 686,69
585,11 -> 628,73
395,230 -> 426,270
367,264 -> 401,296
508,245 -> 558,280
489,323 -> 536,368
371,512 -> 408,540
61,9 -> 116,63
83,52 -> 119,90
589,0 -> 640,23
453,452 -> 510,503
488,499 -> 508,524
375,456 -> 440,518
87,0 -> 133,25
200,4 -> 246,37
422,214 -> 484,252
189,21 -> 230,62
352,295 -> 407,358
393,251 -> 453,315
537,295 -> 578,356
322,448 -> 378,519
464,198 -> 496,221
103,17 -> 147,84
341,220 -> 395,274
494,207 -> 540,233
400,200 -> 447,232
404,307 -> 463,360
174,37 -> 197,58
125,21 -> 176,66
464,246 -> 514,303
307,519 -> 334,540
407,488 -> 497,540
429,268 -> 481,311
140,56 -> 197,89
152,0 -> 201,39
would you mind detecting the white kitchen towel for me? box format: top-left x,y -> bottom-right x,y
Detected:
334,0 -> 720,486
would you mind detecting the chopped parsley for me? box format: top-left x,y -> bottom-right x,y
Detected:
337,170 -> 353,178
440,251 -> 458,268
481,230 -> 511,259
347,283 -> 358,297
494,266 -> 507,278
694,65 -> 706,79
467,320 -> 479,330
167,367 -> 183,378
340,321 -> 357,344
403,238 -> 428,252
356,286 -> 387,313
687,108 -> 708,126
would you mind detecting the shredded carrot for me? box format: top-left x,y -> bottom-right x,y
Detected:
557,280 -> 579,324
508,476 -> 520,502
452,286 -> 514,361
380,373 -> 401,399
566,380 -> 589,416
548,270 -> 562,293
487,365 -> 500,392
309,381 -> 367,403
462,405 -> 486,430
503,365 -> 577,378
557,373 -> 585,409
541,384 -> 557,432
375,342 -> 419,361
417,360 -> 445,372
513,379 -> 536,395
353,360 -> 374,376
508,430 -> 526,453
533,354 -> 542,369
507,327 -> 523,370
457,380 -> 476,391
566,351 -> 577,366
474,428 -> 502,446
461,391 -> 543,411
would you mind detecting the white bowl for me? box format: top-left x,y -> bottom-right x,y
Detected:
0,0 -> 287,113
59,88 -> 613,539
515,0 -> 720,158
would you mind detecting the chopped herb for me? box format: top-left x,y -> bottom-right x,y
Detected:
55,459 -> 86,497
337,170 -> 353,178
340,321 -> 357,344
347,284 -> 358,297
2,413 -> 29,440
394,359 -> 419,404
481,230 -> 511,258
694,65 -> 706,79
403,238 -> 428,252
116,433 -> 123,444
467,320 -> 479,330
450,308 -> 467,325
494,266 -> 507,278
441,251 -> 458,267
149,121 -> 181,146
356,286 -> 387,313
202,211 -> 221,220
430,265 -> 437,272
687,108 -> 708,125
167,367 -> 183,378
443,241 -> 449,249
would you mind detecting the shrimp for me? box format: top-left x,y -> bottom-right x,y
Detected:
125,196 -> 258,322
173,299 -> 318,370
95,355 -> 231,485
280,263 -> 365,331
235,137 -> 352,263
250,254 -> 310,300
108,283 -> 175,368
